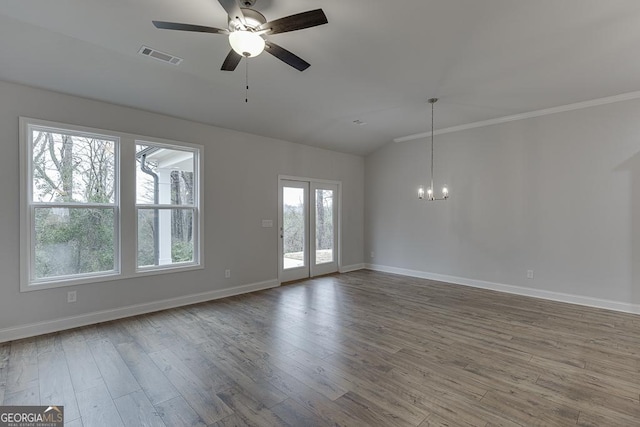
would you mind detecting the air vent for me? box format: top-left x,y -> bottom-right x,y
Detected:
138,45 -> 183,65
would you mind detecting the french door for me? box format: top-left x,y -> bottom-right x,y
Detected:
279,178 -> 339,282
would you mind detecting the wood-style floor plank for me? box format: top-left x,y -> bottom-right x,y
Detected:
149,348 -> 233,425
5,338 -> 39,395
3,385 -> 39,406
75,381 -> 124,427
289,348 -> 429,425
215,385 -> 287,426
3,270 -> 640,426
269,397 -> 332,427
197,342 -> 287,409
266,349 -> 348,401
0,342 -> 9,405
166,337 -> 234,392
113,389 -> 166,427
116,341 -> 180,406
37,350 -> 80,421
154,396 -> 207,427
36,333 -> 63,355
60,331 -> 103,393
119,316 -> 173,354
88,338 -> 141,399
333,390 -> 423,427
267,368 -> 366,427
65,417 -> 84,427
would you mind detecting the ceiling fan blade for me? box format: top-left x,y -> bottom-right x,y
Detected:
153,21 -> 228,34
221,49 -> 243,71
265,42 -> 310,71
218,0 -> 246,25
258,9 -> 328,35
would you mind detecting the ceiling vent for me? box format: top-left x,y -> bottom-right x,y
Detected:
138,45 -> 183,65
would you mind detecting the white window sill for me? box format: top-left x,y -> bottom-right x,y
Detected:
21,263 -> 203,292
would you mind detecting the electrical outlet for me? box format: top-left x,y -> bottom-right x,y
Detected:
225,269 -> 231,278
527,270 -> 534,279
67,291 -> 77,303
370,251 -> 375,259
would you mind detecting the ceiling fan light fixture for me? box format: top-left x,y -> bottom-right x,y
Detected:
152,3 -> 328,71
229,30 -> 265,57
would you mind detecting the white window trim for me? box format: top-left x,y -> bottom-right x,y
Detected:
19,117 -> 204,292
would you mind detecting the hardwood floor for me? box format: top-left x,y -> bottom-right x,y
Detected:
1,270 -> 640,426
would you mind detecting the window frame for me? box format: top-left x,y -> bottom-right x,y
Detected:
20,117 -> 203,292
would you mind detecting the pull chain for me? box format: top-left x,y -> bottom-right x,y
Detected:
245,57 -> 249,103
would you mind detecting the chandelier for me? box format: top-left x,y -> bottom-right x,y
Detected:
418,98 -> 449,201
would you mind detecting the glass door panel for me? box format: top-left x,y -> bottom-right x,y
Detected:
280,180 -> 309,282
310,183 -> 338,277
283,186 -> 306,269
314,189 -> 334,264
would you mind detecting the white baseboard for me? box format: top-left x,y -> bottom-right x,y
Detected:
339,263 -> 365,273
365,263 -> 640,315
0,279 -> 280,343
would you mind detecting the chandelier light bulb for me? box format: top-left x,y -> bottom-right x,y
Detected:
442,186 -> 449,198
418,186 -> 425,199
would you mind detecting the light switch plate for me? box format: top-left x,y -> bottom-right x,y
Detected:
261,219 -> 273,228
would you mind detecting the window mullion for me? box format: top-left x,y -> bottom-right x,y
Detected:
32,206 -> 117,211
119,136 -> 136,277
135,204 -> 196,209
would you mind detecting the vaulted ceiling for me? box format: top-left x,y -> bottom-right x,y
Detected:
2,1 -> 640,155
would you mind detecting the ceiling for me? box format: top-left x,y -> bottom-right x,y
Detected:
1,1 -> 640,156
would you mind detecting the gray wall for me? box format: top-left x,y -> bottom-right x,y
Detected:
0,80 -> 364,331
365,98 -> 640,305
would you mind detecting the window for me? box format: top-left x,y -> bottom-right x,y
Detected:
135,142 -> 199,269
24,123 -> 119,285
20,118 -> 202,290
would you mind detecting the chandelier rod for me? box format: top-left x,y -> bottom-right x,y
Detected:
430,98 -> 436,193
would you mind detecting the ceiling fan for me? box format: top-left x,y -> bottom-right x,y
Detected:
152,0 -> 328,72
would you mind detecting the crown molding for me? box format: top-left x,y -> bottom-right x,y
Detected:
394,90 -> 640,143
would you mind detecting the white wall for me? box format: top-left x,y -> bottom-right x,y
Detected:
0,80 -> 364,338
365,98 -> 640,309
